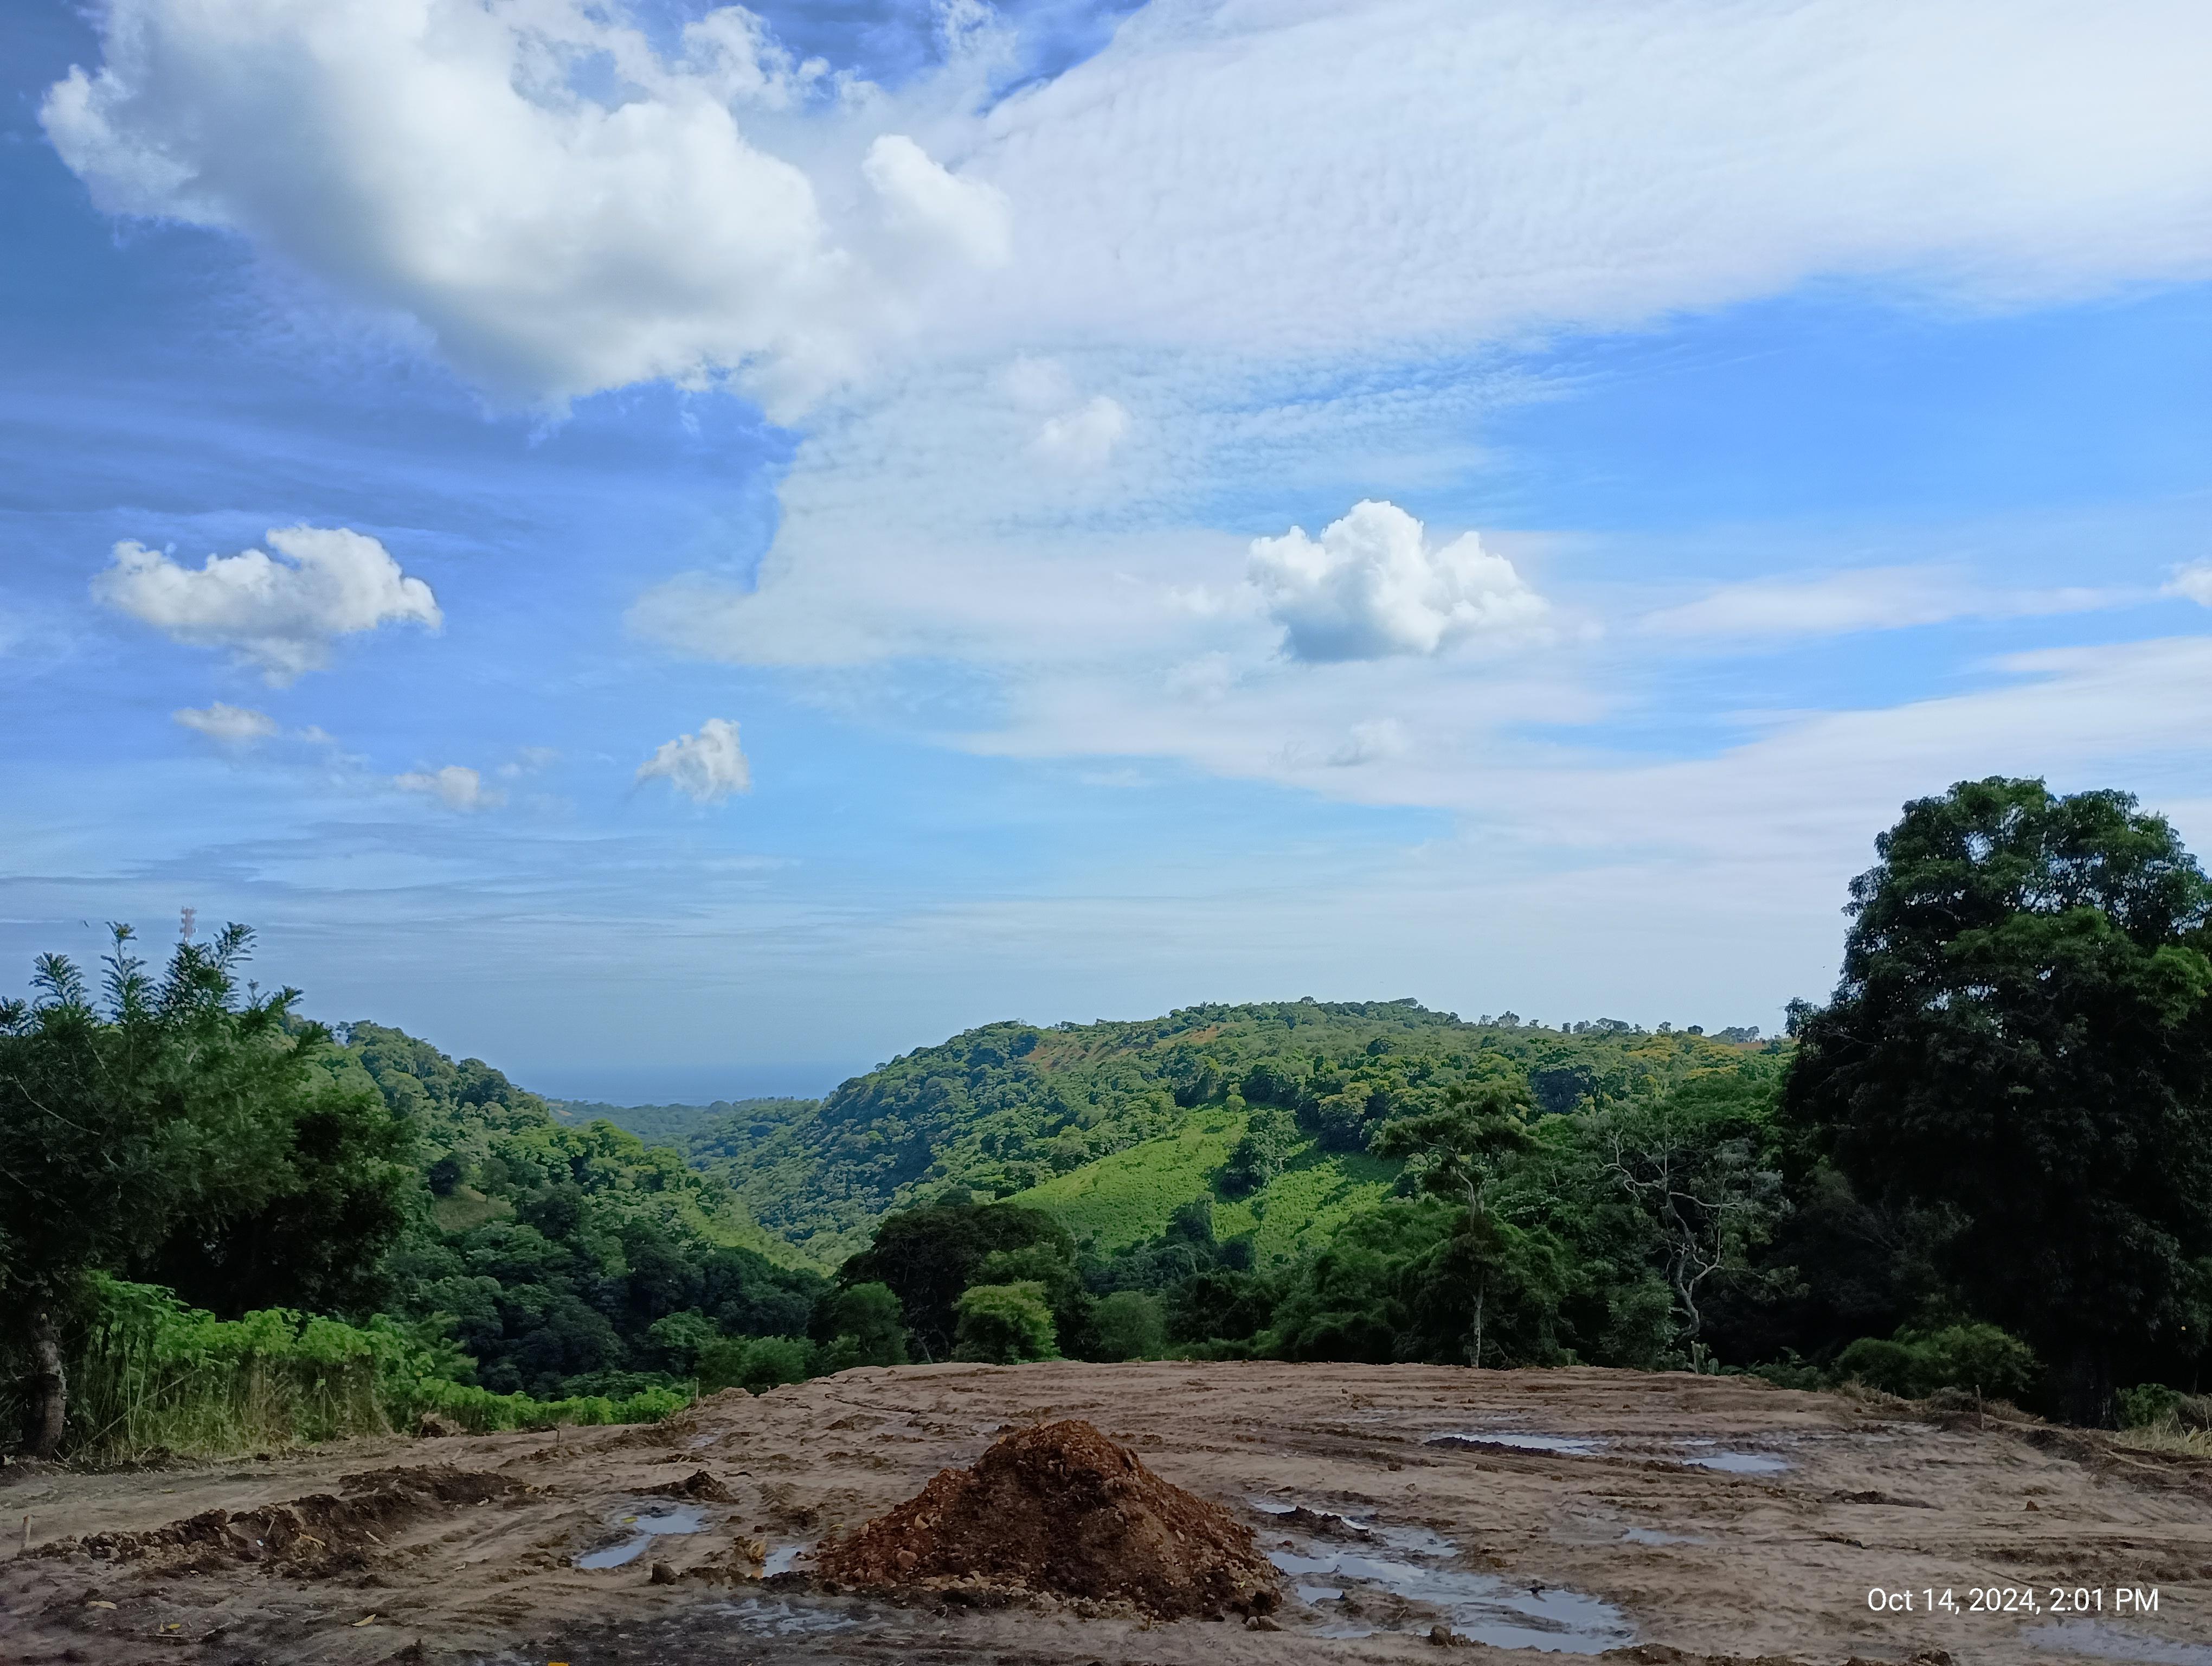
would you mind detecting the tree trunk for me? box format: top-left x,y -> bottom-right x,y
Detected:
1469,1280 -> 1486,1370
2063,1341 -> 2115,1429
26,1306 -> 67,1458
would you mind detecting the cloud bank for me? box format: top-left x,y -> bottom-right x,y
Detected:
95,526 -> 441,682
42,0 -> 1006,412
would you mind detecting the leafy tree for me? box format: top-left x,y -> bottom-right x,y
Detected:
1166,1268 -> 1275,1346
0,925 -> 407,1454
1788,779 -> 2212,1424
1373,1078 -> 1537,1366
1594,1072 -> 1787,1360
811,1282 -> 909,1371
1091,1291 -> 1167,1360
953,1282 -> 1059,1362
835,1202 -> 1070,1360
697,1334 -> 813,1394
1220,1101 -> 1299,1196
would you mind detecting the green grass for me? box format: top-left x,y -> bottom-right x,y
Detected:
1009,1108 -> 1248,1248
1231,1146 -> 1399,1266
430,1185 -> 511,1233
1007,1111 -> 1399,1265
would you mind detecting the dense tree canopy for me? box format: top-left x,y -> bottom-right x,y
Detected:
1787,778 -> 2212,1424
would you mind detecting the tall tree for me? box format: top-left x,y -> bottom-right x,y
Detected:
1787,779 -> 2212,1425
0,925 -> 407,1452
1373,1077 -> 1537,1366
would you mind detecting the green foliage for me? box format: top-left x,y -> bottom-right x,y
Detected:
684,1001 -> 1758,1262
1835,1324 -> 2040,1402
835,1202 -> 1070,1360
695,1335 -> 814,1395
0,926 -> 414,1451
554,1096 -> 818,1149
1788,778 -> 2212,1423
953,1282 -> 1059,1363
811,1283 -> 909,1371
340,1028 -> 825,1399
1220,1101 -> 1298,1196
0,1277 -> 683,1464
1091,1291 -> 1167,1361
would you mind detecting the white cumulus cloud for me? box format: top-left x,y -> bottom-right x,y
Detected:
172,702 -> 280,745
636,718 -> 751,802
395,765 -> 500,812
40,0 -> 1008,413
95,525 -> 441,682
1249,501 -> 1547,663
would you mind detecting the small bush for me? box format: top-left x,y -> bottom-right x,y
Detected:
1836,1324 -> 2038,1402
951,1282 -> 1059,1363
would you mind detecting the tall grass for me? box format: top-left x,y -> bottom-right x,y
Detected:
8,1276 -> 687,1465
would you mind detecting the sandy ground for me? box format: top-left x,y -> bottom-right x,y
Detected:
3,1362 -> 2209,1666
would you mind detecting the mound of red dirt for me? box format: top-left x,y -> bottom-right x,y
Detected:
813,1418 -> 1278,1619
41,1465 -> 524,1577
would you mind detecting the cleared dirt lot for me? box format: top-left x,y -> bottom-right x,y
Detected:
3,1362 -> 2208,1665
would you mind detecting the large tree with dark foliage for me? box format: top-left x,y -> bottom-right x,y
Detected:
1787,779 -> 2212,1425
0,925 -> 410,1452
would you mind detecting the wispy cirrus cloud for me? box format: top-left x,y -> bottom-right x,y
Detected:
1641,566 -> 2129,644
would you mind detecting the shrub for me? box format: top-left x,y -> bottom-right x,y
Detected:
1836,1324 -> 2039,1401
951,1282 -> 1059,1363
2120,1383 -> 2183,1428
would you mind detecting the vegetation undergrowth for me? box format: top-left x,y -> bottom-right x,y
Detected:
0,1277 -> 685,1466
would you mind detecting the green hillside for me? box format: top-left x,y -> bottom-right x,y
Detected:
678,999 -> 1768,1265
1003,1108 -> 1398,1267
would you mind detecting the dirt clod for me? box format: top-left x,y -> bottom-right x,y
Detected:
643,1469 -> 734,1503
814,1419 -> 1279,1619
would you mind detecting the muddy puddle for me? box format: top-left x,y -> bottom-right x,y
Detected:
1675,1441 -> 1792,1475
1425,1430 -> 1608,1456
574,1502 -> 709,1569
1253,1500 -> 1634,1652
2027,1621 -> 2212,1664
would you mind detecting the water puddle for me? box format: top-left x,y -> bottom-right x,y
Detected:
1256,1501 -> 1632,1652
763,1542 -> 807,1576
706,1597 -> 860,1637
574,1503 -> 709,1569
1678,1450 -> 1790,1475
1425,1430 -> 1608,1457
2028,1621 -> 2212,1665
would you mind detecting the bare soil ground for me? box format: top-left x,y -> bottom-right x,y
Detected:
3,1362 -> 2209,1666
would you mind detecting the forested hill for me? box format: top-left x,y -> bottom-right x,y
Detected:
548,1096 -> 816,1149
678,1000 -> 1772,1265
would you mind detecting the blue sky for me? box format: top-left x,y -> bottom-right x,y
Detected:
4,0 -> 2209,1101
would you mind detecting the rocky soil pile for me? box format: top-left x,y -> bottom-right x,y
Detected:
813,1418 -> 1278,1619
